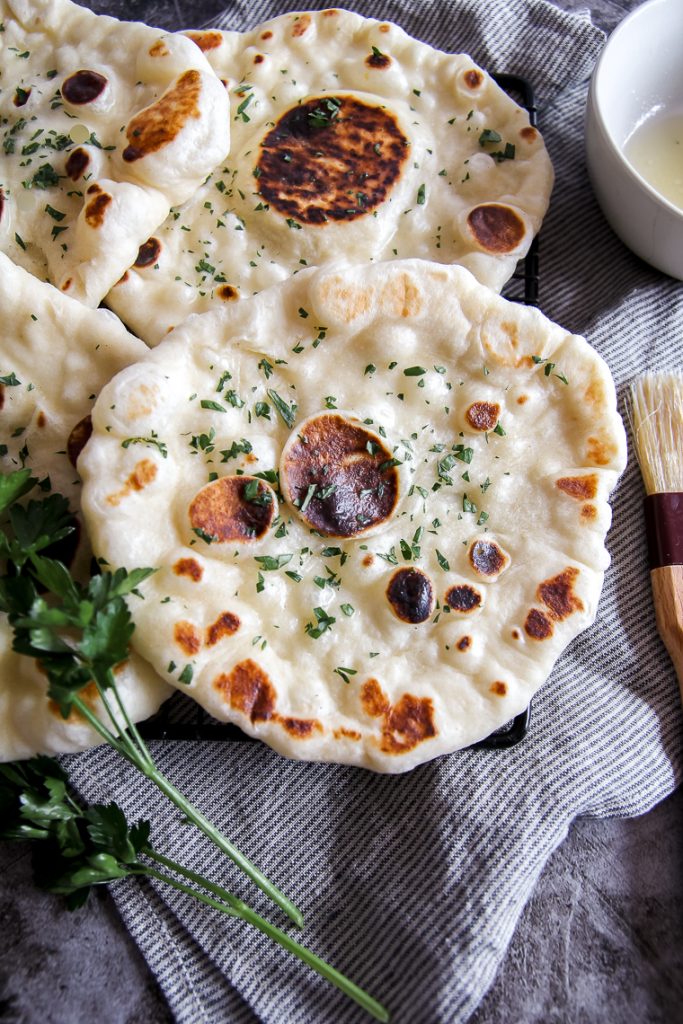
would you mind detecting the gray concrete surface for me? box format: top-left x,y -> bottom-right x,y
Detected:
2,787 -> 682,1023
4,1 -> 682,1023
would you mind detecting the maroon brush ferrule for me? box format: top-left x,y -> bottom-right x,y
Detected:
644,492 -> 683,569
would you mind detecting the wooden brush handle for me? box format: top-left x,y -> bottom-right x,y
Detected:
650,564 -> 683,701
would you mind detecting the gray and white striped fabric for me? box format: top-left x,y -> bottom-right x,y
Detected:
68,1 -> 683,1021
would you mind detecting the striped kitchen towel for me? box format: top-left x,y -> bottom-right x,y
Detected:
68,0 -> 683,1022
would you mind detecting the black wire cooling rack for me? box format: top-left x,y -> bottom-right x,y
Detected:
140,73 -> 540,752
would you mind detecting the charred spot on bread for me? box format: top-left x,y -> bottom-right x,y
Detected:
386,567 -> 435,624
281,413 -> 399,537
469,539 -> 508,578
67,415 -> 93,468
123,69 -> 202,162
466,203 -> 526,253
255,96 -> 409,225
134,237 -> 162,267
188,476 -> 276,543
538,567 -> 584,621
185,30 -> 223,52
65,147 -> 90,181
465,401 -> 500,432
62,69 -> 107,105
524,608 -> 554,640
445,584 -> 482,613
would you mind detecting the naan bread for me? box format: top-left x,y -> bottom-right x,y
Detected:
0,0 -> 229,306
80,260 -> 626,773
0,251 -> 169,761
105,8 -> 553,344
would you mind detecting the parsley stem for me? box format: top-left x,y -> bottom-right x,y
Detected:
72,695 -> 301,925
140,863 -> 389,1021
73,692 -> 301,925
100,668 -> 155,770
141,771 -> 304,929
144,848 -> 244,909
140,865 -> 238,916
71,695 -> 130,758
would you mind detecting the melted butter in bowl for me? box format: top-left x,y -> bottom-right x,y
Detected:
586,0 -> 683,279
624,109 -> 683,211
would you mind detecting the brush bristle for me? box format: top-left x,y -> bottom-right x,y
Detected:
628,372 -> 683,495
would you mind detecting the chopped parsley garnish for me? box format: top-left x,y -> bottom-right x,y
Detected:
490,142 -> 516,162
24,163 -> 60,189
235,90 -> 255,122
377,546 -> 398,565
305,606 -> 336,639
193,527 -> 217,544
178,664 -> 194,685
220,438 -> 252,461
254,553 -> 293,571
479,129 -> 502,146
195,258 -> 216,276
267,388 -> 297,428
437,454 -> 459,483
299,484 -> 317,514
121,433 -> 168,458
216,370 -> 232,393
531,355 -> 569,385
453,444 -> 474,464
190,429 -> 216,453
308,96 -> 342,130
334,667 -> 357,684
416,184 -> 426,205
244,480 -> 272,506
200,400 -> 227,413
225,389 -> 245,408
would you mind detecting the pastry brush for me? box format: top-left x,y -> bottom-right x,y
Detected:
628,372 -> 683,697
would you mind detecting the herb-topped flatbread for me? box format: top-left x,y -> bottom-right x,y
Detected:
0,252 -> 169,760
80,259 -> 625,772
105,8 -> 553,343
0,0 -> 229,306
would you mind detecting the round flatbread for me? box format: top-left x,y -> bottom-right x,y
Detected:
0,0 -> 229,306
105,8 -> 553,344
79,259 -> 626,773
0,251 -> 169,761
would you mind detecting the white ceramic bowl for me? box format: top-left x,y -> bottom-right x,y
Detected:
585,0 -> 683,279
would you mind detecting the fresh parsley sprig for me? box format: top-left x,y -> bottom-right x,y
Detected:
0,757 -> 389,1021
531,354 -> 569,385
0,469 -> 299,925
